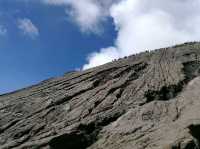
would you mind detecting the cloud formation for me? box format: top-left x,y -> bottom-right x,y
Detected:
43,0 -> 200,70
83,47 -> 120,69
0,25 -> 7,36
110,0 -> 200,52
17,18 -> 39,38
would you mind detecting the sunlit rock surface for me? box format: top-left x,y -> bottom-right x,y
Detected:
1,42 -> 200,149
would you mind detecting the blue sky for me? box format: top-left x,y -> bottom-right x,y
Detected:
0,0 -> 116,94
1,0 -> 200,94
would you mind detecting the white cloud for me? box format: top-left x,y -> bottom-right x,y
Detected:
111,0 -> 200,52
0,25 -> 7,36
83,47 -> 120,70
82,0 -> 200,69
17,18 -> 39,38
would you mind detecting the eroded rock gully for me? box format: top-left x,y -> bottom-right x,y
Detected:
1,42 -> 200,149
145,60 -> 200,103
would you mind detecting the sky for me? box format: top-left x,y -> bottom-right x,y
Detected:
0,0 -> 200,94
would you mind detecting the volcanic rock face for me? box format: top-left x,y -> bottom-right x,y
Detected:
1,42 -> 200,149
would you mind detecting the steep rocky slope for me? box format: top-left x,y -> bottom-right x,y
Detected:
1,42 -> 200,149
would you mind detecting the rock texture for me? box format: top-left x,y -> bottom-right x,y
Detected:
1,42 -> 200,149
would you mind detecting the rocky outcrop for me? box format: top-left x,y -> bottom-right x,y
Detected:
1,42 -> 200,149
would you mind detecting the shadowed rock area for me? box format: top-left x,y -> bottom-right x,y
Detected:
1,42 -> 200,149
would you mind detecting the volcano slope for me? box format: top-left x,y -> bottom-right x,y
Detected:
2,42 -> 200,149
